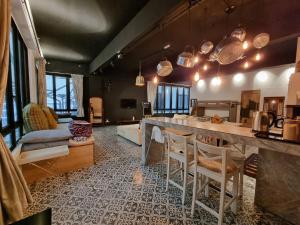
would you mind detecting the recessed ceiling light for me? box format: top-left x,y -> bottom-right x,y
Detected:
194,72 -> 200,81
242,41 -> 249,50
255,52 -> 261,61
203,64 -> 208,71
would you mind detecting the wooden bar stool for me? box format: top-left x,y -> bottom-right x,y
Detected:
165,130 -> 194,205
191,139 -> 240,225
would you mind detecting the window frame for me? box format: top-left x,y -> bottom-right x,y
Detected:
153,83 -> 190,115
46,72 -> 77,115
0,20 -> 30,150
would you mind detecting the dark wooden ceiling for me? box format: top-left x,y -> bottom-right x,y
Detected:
29,0 -> 149,62
30,0 -> 300,79
99,0 -> 300,80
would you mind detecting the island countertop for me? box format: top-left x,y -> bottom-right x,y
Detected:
142,117 -> 300,157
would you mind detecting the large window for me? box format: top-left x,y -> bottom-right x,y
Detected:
46,73 -> 77,115
154,83 -> 190,114
0,21 -> 29,149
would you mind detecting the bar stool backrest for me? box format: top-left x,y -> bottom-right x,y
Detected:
194,139 -> 231,175
151,126 -> 165,144
165,131 -> 188,155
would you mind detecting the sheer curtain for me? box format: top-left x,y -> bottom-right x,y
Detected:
37,58 -> 46,106
0,0 -> 32,224
71,74 -> 84,117
147,81 -> 157,113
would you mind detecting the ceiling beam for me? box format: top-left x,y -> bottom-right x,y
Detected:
89,0 -> 183,73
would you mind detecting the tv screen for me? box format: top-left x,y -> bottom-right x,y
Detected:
120,99 -> 137,109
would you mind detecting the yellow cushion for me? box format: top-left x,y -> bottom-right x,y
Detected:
23,103 -> 49,132
48,107 -> 58,121
42,107 -> 58,129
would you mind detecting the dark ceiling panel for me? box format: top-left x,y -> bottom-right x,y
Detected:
29,0 -> 149,62
102,0 -> 300,77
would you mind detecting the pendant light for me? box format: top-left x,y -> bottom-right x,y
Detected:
135,61 -> 145,86
177,5 -> 195,68
157,24 -> 173,77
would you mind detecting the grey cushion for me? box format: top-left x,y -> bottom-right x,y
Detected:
21,140 -> 69,152
19,129 -> 72,144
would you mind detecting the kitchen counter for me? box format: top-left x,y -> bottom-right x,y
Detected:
141,117 -> 300,225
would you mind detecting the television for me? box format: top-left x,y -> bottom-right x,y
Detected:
120,99 -> 137,109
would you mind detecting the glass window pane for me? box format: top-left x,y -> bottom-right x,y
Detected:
165,86 -> 171,109
157,85 -> 164,110
178,87 -> 183,109
46,75 -> 54,108
4,133 -> 12,149
2,95 -> 8,127
16,127 -> 21,142
172,87 -> 177,110
70,79 -> 77,110
184,87 -> 189,110
55,76 -> 67,110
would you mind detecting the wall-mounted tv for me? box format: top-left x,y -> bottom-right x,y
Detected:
120,99 -> 137,109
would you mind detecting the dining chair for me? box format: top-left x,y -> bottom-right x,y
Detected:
191,139 -> 239,225
165,130 -> 194,205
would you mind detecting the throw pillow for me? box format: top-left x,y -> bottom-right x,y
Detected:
42,107 -> 58,129
23,103 -> 49,132
48,107 -> 58,121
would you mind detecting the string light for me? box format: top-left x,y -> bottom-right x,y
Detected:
242,41 -> 249,50
244,61 -> 249,69
203,64 -> 208,71
194,72 -> 200,81
153,76 -> 158,84
255,52 -> 261,61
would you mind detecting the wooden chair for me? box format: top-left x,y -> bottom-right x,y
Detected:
165,130 -> 194,205
191,139 -> 239,225
89,97 -> 103,125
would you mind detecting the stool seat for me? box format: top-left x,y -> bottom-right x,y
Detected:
197,156 -> 238,174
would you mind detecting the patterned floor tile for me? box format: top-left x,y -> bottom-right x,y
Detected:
24,126 -> 293,225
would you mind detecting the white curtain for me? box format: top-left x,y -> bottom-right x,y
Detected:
147,81 -> 157,113
71,74 -> 84,117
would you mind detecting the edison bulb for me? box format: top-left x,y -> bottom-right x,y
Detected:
255,53 -> 261,61
194,72 -> 200,81
242,41 -> 249,50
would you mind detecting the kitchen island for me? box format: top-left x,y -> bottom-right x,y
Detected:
141,117 -> 300,225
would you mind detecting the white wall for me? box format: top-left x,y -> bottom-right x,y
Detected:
190,64 -> 295,120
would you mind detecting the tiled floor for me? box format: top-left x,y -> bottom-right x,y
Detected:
25,126 -> 292,225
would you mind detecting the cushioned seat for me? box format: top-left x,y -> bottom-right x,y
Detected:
197,155 -> 238,174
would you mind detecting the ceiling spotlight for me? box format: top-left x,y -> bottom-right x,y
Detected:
153,75 -> 158,84
203,64 -> 208,71
117,53 -> 123,59
163,44 -> 171,49
242,41 -> 249,50
255,52 -> 261,61
244,61 -> 249,69
194,72 -> 200,82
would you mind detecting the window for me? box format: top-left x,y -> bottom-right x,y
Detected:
0,21 -> 29,150
46,74 -> 77,115
154,83 -> 190,115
